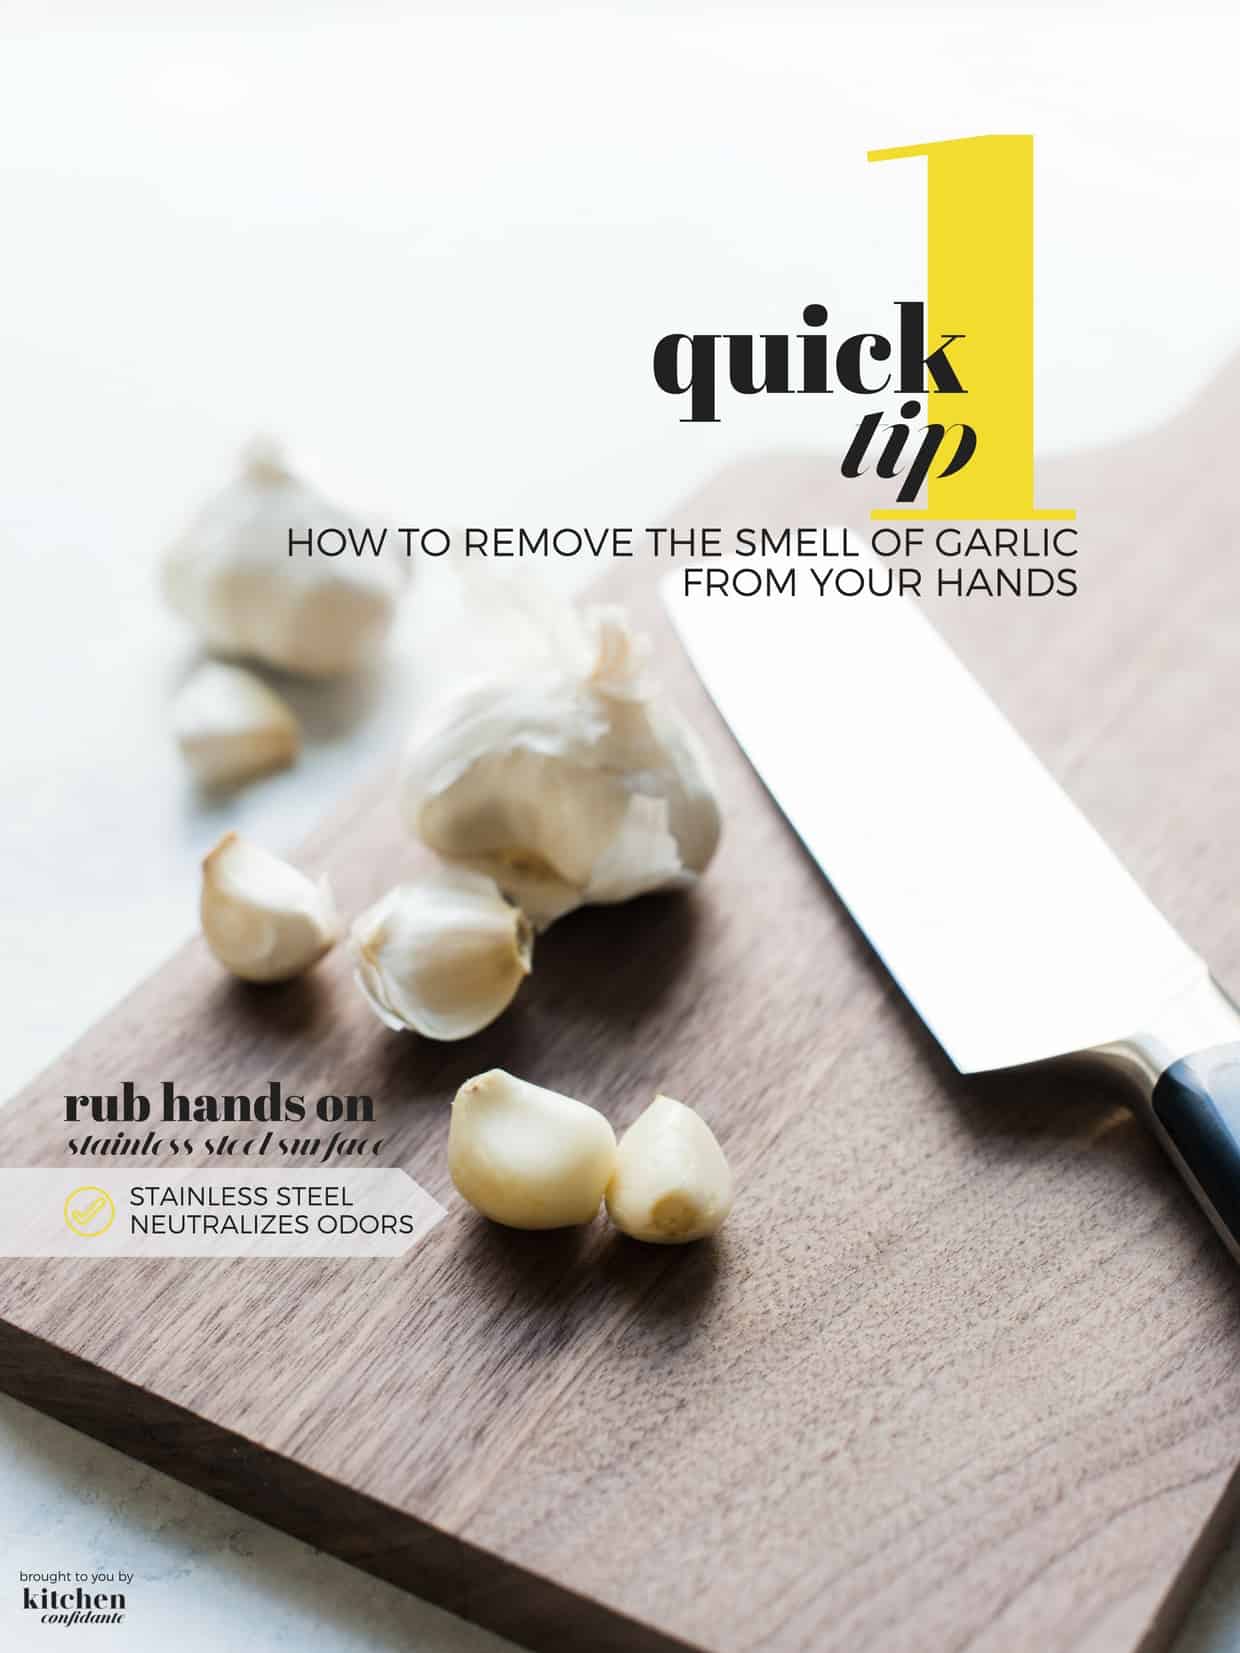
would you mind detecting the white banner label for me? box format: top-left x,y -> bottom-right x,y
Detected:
0,1170 -> 445,1258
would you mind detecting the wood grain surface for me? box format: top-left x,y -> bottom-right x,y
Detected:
5,365 -> 1240,1653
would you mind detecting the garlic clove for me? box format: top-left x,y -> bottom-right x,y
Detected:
161,442 -> 406,678
449,1069 -> 616,1229
350,869 -> 533,1041
200,832 -> 338,982
173,661 -> 300,788
402,601 -> 722,930
605,1094 -> 733,1244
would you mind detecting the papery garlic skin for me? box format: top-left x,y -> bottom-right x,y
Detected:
605,1094 -> 733,1244
449,1069 -> 617,1229
350,870 -> 533,1041
173,662 -> 300,787
401,603 -> 722,929
161,443 -> 404,678
200,832 -> 338,982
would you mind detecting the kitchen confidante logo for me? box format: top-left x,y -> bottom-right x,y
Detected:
653,134 -> 1074,524
18,1574 -> 130,1629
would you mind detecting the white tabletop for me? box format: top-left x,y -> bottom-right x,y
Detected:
4,5 -> 1240,1649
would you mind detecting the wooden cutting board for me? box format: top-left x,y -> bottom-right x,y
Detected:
5,365 -> 1240,1653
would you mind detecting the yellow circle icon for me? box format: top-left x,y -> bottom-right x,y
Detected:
63,1185 -> 116,1239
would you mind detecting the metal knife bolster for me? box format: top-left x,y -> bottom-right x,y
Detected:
1094,974 -> 1240,1263
1095,973 -> 1240,1093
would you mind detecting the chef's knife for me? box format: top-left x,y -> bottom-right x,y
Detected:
663,552 -> 1240,1260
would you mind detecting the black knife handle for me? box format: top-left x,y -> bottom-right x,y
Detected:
1151,1043 -> 1240,1259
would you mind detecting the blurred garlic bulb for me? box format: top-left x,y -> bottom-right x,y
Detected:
173,661 -> 300,787
401,602 -> 722,928
350,869 -> 533,1040
200,832 -> 338,982
161,442 -> 404,677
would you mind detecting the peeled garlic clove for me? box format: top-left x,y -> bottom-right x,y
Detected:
173,661 -> 300,788
200,832 -> 338,982
350,869 -> 532,1040
449,1069 -> 616,1229
161,442 -> 405,678
605,1094 -> 733,1244
401,601 -> 722,929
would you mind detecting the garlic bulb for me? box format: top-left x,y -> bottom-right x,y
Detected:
173,662 -> 300,787
402,602 -> 722,928
200,832 -> 338,982
605,1094 -> 733,1244
350,869 -> 533,1040
161,443 -> 404,678
449,1069 -> 617,1229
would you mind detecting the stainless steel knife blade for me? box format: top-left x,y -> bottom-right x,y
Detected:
663,554 -> 1207,1075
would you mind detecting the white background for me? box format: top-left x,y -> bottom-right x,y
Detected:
3,5 -> 1240,1650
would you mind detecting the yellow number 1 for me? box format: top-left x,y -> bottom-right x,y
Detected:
868,134 -> 1073,522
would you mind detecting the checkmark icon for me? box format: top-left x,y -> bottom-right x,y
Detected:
63,1185 -> 116,1238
